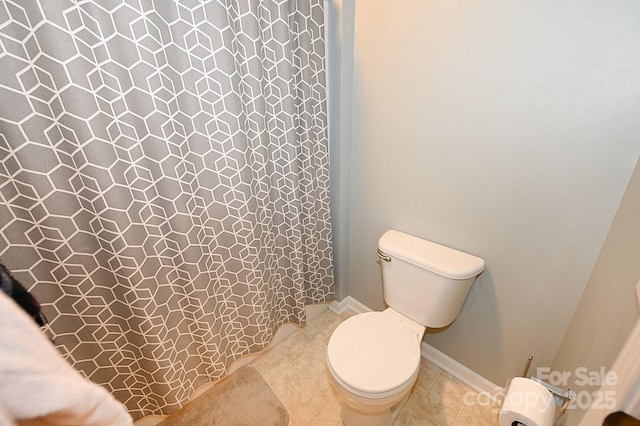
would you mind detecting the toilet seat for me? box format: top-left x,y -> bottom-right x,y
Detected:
326,311 -> 422,398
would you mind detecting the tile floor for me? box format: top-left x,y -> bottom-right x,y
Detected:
251,308 -> 500,426
135,307 -> 500,426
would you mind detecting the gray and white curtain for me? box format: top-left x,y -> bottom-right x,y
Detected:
0,0 -> 333,419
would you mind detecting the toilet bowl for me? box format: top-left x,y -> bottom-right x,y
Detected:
326,230 -> 485,425
327,309 -> 425,425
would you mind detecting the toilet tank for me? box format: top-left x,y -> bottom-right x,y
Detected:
378,230 -> 485,328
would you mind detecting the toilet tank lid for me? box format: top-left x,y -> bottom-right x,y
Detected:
378,230 -> 485,279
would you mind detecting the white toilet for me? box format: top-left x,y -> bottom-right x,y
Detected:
326,230 -> 485,425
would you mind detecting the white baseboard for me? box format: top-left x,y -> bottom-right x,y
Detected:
329,296 -> 372,314
421,342 -> 503,404
330,296 -> 504,404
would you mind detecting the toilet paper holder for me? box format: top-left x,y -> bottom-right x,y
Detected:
521,356 -> 573,413
530,377 -> 573,413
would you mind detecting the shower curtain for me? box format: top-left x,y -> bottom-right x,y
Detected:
0,0 -> 333,419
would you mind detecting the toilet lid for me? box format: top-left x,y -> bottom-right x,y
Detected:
327,312 -> 421,395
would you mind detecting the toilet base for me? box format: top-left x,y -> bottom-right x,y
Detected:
340,392 -> 410,426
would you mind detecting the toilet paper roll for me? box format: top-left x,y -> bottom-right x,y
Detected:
499,377 -> 555,426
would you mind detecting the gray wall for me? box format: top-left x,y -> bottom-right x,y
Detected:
551,157 -> 640,425
327,0 -> 355,302
332,0 -> 640,385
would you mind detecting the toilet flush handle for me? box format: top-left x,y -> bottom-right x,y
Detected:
377,249 -> 391,263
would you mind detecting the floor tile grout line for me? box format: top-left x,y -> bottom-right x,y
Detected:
408,377 -> 439,426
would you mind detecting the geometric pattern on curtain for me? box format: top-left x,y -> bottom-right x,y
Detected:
0,0 -> 333,419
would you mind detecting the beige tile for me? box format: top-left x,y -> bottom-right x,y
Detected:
458,390 -> 500,423
417,359 -> 442,388
252,347 -> 291,383
269,367 -> 308,403
311,310 -> 342,329
276,332 -> 310,362
339,309 -> 357,320
308,338 -> 329,358
297,320 -> 331,347
395,400 -> 417,426
409,374 -> 432,403
478,405 -> 500,425
312,371 -> 343,416
285,386 -> 330,425
431,371 -> 473,403
454,408 -> 499,426
403,408 -> 440,426
395,381 -> 429,425
292,343 -> 328,379
310,408 -> 342,426
419,385 -> 464,425
288,412 -> 301,426
321,320 -> 343,338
